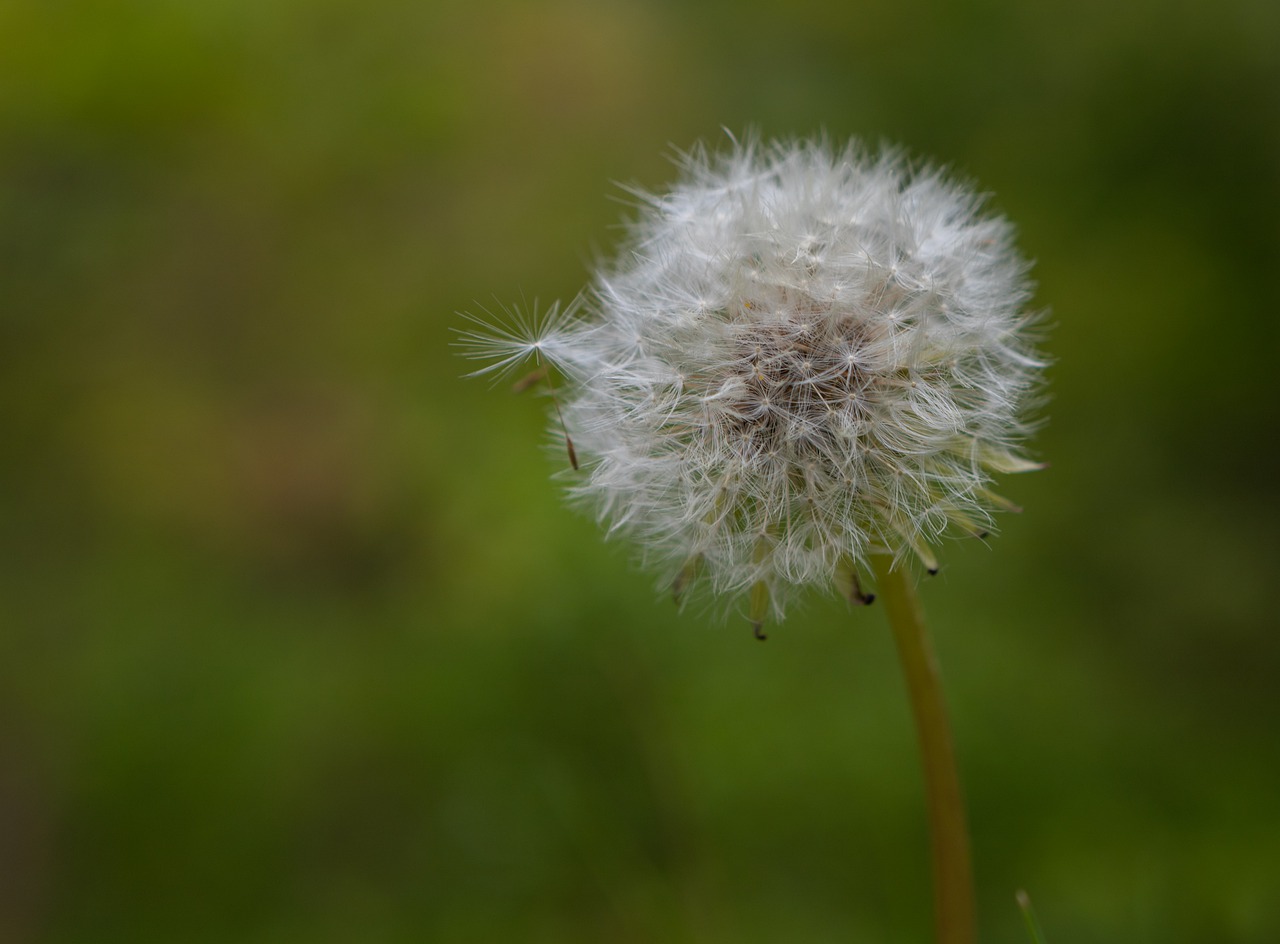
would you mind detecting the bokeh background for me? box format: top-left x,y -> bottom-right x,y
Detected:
3,0 -> 1278,941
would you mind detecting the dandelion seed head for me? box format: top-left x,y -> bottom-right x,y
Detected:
463,136 -> 1048,624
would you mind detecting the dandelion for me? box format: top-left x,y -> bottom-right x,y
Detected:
459,135 -> 1046,630
458,135 -> 1051,944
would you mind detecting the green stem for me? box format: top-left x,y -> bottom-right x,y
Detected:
871,555 -> 976,944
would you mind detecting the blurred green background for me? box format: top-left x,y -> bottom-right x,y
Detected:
2,0 -> 1278,941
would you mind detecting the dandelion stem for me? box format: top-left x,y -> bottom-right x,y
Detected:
871,555 -> 975,944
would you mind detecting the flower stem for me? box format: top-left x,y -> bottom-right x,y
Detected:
871,555 -> 975,944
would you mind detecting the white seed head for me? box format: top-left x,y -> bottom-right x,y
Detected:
460,136 -> 1048,624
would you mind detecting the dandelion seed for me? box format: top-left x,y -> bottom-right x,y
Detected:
452,298 -> 582,385
461,135 -> 1047,628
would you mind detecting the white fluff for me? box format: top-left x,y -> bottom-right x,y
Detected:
459,136 -> 1048,625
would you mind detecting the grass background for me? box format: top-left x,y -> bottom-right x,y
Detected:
2,0 -> 1278,941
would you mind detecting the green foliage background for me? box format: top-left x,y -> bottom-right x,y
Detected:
3,0 -> 1278,941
